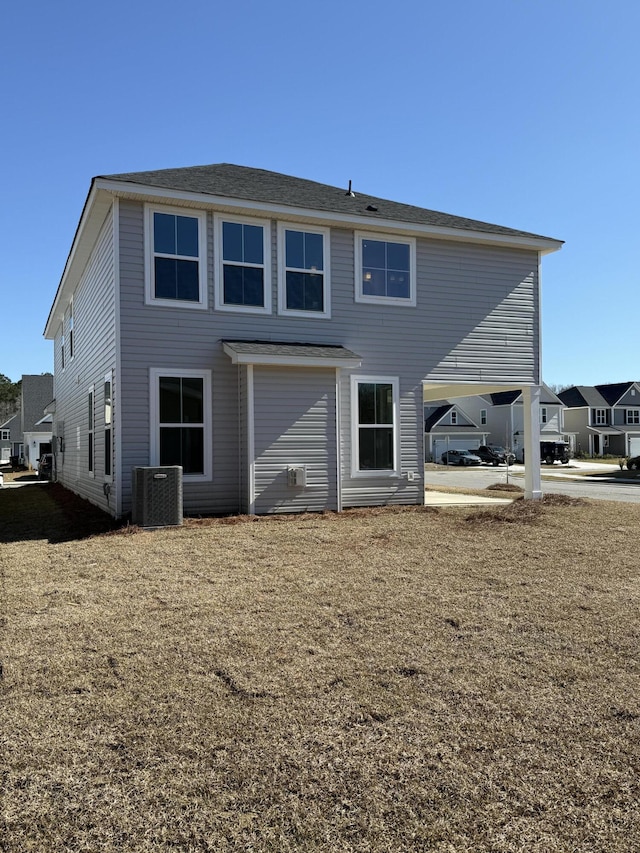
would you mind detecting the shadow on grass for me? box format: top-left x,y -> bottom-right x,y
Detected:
0,483 -> 121,544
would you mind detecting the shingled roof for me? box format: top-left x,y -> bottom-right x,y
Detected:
101,163 -> 559,242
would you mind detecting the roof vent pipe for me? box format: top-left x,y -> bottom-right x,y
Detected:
345,180 -> 355,197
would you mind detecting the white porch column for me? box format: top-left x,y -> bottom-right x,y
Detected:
522,385 -> 542,500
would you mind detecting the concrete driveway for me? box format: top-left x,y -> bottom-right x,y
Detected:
426,461 -> 640,504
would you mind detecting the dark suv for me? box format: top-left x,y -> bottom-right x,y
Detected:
473,445 -> 516,466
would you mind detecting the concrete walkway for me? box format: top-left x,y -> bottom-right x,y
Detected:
424,491 -> 513,506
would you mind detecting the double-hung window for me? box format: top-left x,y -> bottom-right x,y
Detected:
593,408 -> 609,425
355,232 -> 416,306
145,206 -> 207,307
351,376 -> 399,476
104,372 -> 112,479
540,407 -> 548,424
150,369 -> 212,480
88,386 -> 94,476
277,223 -> 330,317
626,409 -> 639,424
214,216 -> 271,312
1,430 -> 10,441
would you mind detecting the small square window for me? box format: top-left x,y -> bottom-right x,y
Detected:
355,233 -> 416,306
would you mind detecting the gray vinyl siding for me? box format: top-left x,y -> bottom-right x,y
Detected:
253,367 -> 337,514
53,207 -> 116,513
112,200 -> 540,515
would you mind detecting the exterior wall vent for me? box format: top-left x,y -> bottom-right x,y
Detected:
132,466 -> 183,527
287,466 -> 306,487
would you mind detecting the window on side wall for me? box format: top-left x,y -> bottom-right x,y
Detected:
104,372 -> 112,479
88,386 -> 94,477
540,407 -> 548,424
150,369 -> 212,481
277,223 -> 330,317
480,409 -> 487,425
351,376 -> 399,476
145,206 -> 207,308
214,216 -> 271,312
355,232 -> 416,306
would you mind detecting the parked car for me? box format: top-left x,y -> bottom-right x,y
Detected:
626,455 -> 640,470
473,445 -> 516,466
38,453 -> 53,480
441,449 -> 482,466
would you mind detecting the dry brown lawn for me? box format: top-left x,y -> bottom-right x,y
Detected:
1,484 -> 639,852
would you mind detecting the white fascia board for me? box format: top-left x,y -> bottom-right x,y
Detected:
44,183 -> 113,339
223,343 -> 361,369
94,178 -> 564,255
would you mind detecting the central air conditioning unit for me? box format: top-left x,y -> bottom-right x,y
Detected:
132,466 -> 183,528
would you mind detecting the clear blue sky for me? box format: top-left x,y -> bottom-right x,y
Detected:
2,0 -> 638,387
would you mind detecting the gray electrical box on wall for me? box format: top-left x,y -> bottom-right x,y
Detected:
287,466 -> 306,487
132,466 -> 183,527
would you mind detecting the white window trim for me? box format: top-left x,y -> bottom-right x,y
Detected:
1,430 -> 10,440
593,408 -> 608,426
69,299 -> 74,361
144,204 -> 208,309
150,368 -> 212,482
350,375 -> 400,478
626,409 -> 639,424
60,324 -> 65,371
450,410 -> 458,425
540,407 -> 548,424
104,370 -> 113,483
214,214 -> 272,314
276,221 -> 331,319
88,384 -> 95,479
354,231 -> 417,307
480,409 -> 487,425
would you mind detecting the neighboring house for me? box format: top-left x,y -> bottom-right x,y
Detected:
455,382 -> 569,461
424,401 -> 489,461
44,163 -> 562,518
558,382 -> 640,457
0,413 -> 20,463
0,374 -> 53,468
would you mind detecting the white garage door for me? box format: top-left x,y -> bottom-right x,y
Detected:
629,437 -> 640,456
432,438 -> 476,462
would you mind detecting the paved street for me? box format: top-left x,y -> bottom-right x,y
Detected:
425,462 -> 640,504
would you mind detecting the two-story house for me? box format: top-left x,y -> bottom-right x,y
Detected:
0,374 -> 53,468
44,164 -> 562,517
558,382 -> 640,457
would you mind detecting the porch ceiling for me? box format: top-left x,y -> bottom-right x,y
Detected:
423,382 -> 525,402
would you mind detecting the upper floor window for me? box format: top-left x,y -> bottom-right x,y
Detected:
60,326 -> 65,370
480,409 -> 487,425
68,302 -> 74,359
450,410 -> 458,425
626,409 -> 640,424
145,206 -> 207,308
277,223 -> 330,318
1,430 -> 10,440
540,407 -> 548,424
351,376 -> 400,476
355,232 -> 416,306
214,216 -> 271,313
592,408 -> 609,425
